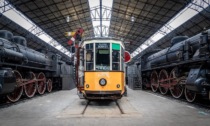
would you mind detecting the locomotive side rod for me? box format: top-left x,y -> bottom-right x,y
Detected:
18,78 -> 45,87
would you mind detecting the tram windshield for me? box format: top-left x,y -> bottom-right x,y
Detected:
96,49 -> 110,70
84,42 -> 124,71
95,43 -> 110,70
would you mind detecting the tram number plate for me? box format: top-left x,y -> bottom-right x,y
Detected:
96,43 -> 109,49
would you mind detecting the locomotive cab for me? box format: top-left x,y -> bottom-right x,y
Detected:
77,39 -> 126,99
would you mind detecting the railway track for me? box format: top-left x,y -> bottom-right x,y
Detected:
115,100 -> 124,114
0,90 -> 59,110
145,90 -> 210,113
81,100 -> 90,114
81,100 -> 124,115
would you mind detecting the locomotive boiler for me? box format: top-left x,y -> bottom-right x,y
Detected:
0,30 -> 71,102
141,28 -> 210,102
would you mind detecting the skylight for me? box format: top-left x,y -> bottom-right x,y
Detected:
131,1 -> 210,58
0,1 -> 71,57
88,0 -> 113,37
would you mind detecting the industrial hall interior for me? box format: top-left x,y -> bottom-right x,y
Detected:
1,0 -> 210,126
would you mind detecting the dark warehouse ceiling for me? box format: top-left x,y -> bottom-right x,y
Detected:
1,0 -> 210,60
6,0 -> 94,48
0,15 -> 71,62
4,0 -> 191,53
131,5 -> 210,64
109,0 -> 191,52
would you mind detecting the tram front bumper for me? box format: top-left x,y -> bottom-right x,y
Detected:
84,90 -> 122,99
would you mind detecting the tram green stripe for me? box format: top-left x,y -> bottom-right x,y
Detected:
112,43 -> 120,50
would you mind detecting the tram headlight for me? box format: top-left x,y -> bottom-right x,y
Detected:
99,78 -> 107,86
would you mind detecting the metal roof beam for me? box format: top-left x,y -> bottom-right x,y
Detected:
0,0 -> 13,14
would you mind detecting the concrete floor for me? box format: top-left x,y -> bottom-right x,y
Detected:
0,88 -> 210,126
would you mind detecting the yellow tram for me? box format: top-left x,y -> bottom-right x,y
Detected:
75,38 -> 129,99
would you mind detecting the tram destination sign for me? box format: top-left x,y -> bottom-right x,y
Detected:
96,43 -> 110,49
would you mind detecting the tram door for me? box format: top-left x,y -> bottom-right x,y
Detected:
78,48 -> 84,87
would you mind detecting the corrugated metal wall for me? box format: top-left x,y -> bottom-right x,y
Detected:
127,64 -> 142,90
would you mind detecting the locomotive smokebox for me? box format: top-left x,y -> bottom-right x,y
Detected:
186,67 -> 210,92
0,68 -> 16,95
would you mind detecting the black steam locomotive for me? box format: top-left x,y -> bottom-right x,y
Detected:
0,30 -> 71,102
140,28 -> 210,102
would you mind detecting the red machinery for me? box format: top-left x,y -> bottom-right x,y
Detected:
67,28 -> 84,91
67,28 -> 84,47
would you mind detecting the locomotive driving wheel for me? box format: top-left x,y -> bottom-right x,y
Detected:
169,68 -> 184,99
47,79 -> 53,92
7,70 -> 23,102
159,69 -> 169,95
150,71 -> 159,92
37,72 -> 46,95
24,72 -> 36,98
185,88 -> 196,102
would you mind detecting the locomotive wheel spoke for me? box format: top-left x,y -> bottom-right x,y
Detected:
24,72 -> 36,98
159,69 -> 169,95
169,68 -> 184,99
47,79 -> 53,92
170,84 -> 184,99
185,88 -> 196,103
150,71 -> 159,92
7,70 -> 23,102
37,72 -> 46,95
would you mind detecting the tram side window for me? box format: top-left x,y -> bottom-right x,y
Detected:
112,43 -> 120,70
86,44 -> 93,70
